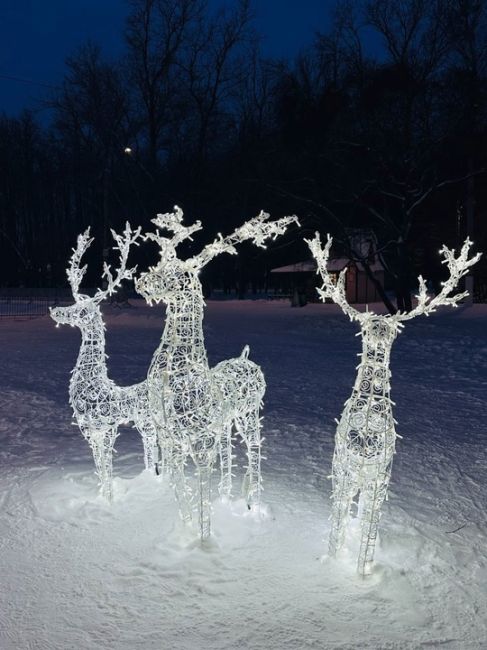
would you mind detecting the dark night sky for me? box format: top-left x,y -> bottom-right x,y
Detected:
0,0 -> 334,118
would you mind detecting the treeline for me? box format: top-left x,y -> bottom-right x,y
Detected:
1,0 -> 487,307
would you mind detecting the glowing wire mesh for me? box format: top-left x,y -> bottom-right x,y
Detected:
136,206 -> 298,539
306,233 -> 481,575
50,224 -> 159,501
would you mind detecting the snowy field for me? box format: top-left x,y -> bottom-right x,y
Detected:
0,300 -> 486,649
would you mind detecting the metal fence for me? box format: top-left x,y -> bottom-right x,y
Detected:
0,287 -> 137,319
0,288 -> 71,319
1,278 -> 486,319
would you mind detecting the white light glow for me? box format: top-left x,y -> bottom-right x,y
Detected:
50,224 -> 159,502
306,233 -> 481,575
136,206 -> 299,539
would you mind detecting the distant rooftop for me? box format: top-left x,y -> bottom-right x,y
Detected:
271,258 -> 384,274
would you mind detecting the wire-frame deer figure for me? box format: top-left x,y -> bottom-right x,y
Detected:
135,207 -> 299,540
306,233 -> 481,575
50,223 -> 160,502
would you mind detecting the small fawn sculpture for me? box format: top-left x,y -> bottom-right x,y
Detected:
307,233 -> 480,575
136,207 -> 298,539
50,224 -> 159,502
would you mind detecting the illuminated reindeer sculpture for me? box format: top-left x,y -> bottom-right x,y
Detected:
307,233 -> 480,575
136,207 -> 298,539
50,224 -> 159,501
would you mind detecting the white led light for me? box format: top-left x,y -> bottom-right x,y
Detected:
306,233 -> 481,575
50,224 -> 159,502
136,207 -> 299,539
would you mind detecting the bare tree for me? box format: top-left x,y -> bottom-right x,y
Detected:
49,44 -> 137,254
180,0 -> 254,163
316,0 -> 367,87
441,0 -> 487,297
236,49 -> 283,143
125,0 -> 203,173
53,43 -> 131,159
365,0 -> 450,78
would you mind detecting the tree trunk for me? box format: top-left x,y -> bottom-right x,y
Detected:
358,259 -> 397,315
394,241 -> 412,312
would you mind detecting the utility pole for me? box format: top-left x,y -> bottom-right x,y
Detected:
102,165 -> 110,289
465,167 -> 475,303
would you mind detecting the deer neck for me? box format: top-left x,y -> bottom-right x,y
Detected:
161,295 -> 207,367
351,321 -> 396,403
74,310 -> 108,379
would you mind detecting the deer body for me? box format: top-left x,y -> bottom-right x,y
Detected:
136,207 -> 294,539
146,284 -> 221,533
329,315 -> 399,574
51,224 -> 158,502
307,233 -> 480,575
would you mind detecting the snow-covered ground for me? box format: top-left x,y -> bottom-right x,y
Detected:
1,300 -> 486,649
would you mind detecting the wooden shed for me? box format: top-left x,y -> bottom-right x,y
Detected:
270,257 -> 385,304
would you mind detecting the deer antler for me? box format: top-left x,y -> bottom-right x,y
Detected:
191,211 -> 300,269
93,222 -> 142,303
66,228 -> 94,301
145,206 -> 203,259
305,232 -> 363,322
395,238 -> 482,322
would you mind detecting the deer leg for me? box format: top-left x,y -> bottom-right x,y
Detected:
91,430 -> 115,502
157,431 -> 174,478
239,410 -> 263,510
328,453 -> 360,558
170,444 -> 193,525
356,465 -> 391,576
218,421 -> 234,501
197,464 -> 212,540
139,422 -> 158,474
190,435 -> 218,540
147,435 -> 158,473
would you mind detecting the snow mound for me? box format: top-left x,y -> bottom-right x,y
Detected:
0,301 -> 486,649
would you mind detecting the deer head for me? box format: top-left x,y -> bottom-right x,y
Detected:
306,233 -> 481,327
50,222 -> 141,329
135,206 -> 300,305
